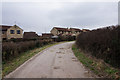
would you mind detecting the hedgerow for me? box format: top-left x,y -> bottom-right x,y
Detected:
76,25 -> 120,68
2,40 -> 52,62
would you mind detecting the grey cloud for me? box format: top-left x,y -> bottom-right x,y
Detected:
48,2 -> 117,29
2,2 -> 118,34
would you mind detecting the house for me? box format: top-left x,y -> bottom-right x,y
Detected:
82,29 -> 90,32
50,27 -> 82,36
42,33 -> 53,38
50,27 -> 68,36
23,32 -> 39,39
0,25 -> 23,40
70,28 -> 82,36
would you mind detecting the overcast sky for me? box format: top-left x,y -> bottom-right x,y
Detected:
2,1 -> 118,35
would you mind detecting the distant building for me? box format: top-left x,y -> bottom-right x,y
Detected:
42,33 -> 53,38
50,27 -> 68,36
0,25 -> 23,40
50,27 -> 82,36
23,32 -> 39,39
82,29 -> 90,32
70,28 -> 82,36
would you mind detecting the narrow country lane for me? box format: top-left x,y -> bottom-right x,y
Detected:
5,41 -> 96,78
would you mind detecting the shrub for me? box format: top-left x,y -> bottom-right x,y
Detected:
2,39 -> 52,62
55,35 -> 76,42
76,25 -> 120,68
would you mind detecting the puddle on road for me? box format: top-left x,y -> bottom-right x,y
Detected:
58,56 -> 62,58
56,51 -> 65,54
59,48 -> 64,49
62,53 -> 65,54
56,51 -> 62,53
53,66 -> 60,69
72,59 -> 79,62
72,57 -> 76,59
72,57 -> 79,62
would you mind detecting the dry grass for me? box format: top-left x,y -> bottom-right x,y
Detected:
72,44 -> 120,79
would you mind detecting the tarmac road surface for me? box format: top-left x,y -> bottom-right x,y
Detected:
5,41 -> 96,78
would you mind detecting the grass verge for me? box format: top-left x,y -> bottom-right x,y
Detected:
2,42 -> 65,77
72,44 -> 120,79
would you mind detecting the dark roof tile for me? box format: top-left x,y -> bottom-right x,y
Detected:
0,25 -> 12,31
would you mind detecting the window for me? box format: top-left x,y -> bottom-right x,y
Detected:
3,38 -> 6,40
2,31 -> 5,34
17,30 -> 20,34
10,30 -> 14,34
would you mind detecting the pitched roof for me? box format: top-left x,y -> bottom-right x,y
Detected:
23,32 -> 38,39
42,33 -> 53,38
54,27 -> 69,31
70,28 -> 82,31
82,29 -> 90,32
53,27 -> 84,32
0,25 -> 12,31
0,25 -> 23,31
42,33 -> 53,35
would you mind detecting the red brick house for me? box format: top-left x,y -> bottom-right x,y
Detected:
23,32 -> 39,39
